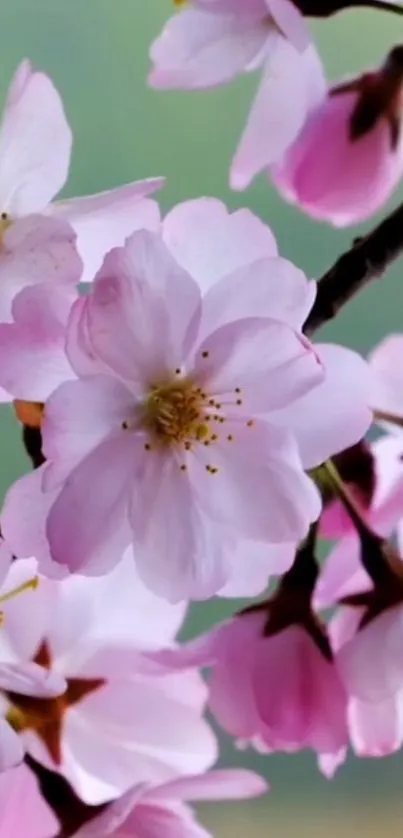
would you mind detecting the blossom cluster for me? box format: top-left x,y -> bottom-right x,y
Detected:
1,0 -> 403,835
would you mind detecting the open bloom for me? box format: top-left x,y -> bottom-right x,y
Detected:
272,46 -> 403,226
74,769 -> 267,838
0,763 -> 58,838
0,59 -> 163,282
149,1 -> 326,189
13,228 -> 328,602
1,203 -> 372,600
150,610 -> 348,769
0,553 -> 216,804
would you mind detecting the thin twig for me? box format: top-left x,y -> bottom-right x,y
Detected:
304,201 -> 403,335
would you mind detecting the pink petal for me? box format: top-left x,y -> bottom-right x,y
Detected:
43,375 -> 134,488
86,230 -> 201,383
0,283 -> 75,401
270,343 -> 372,469
162,198 -> 277,295
0,764 -> 59,837
153,769 -> 268,802
0,661 -> 65,697
0,722 -> 24,771
129,451 -> 229,602
65,297 -> 107,378
349,695 -> 403,757
46,432 -> 136,574
337,605 -> 403,702
189,421 -> 321,543
199,256 -> 316,336
314,535 -> 371,610
53,182 -> 163,283
265,0 -> 310,50
0,62 -> 71,215
231,41 -> 324,189
0,214 -> 82,321
218,538 -> 295,598
149,9 -> 268,89
369,334 -> 403,422
193,317 -> 323,413
0,469 -> 66,579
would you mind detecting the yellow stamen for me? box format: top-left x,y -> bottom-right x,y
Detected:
0,576 -> 39,607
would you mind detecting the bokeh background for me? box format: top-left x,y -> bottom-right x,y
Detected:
2,1 -> 403,834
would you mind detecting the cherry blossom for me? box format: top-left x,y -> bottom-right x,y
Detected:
0,554 -> 216,804
73,769 -> 268,838
272,47 -> 403,226
0,59 -> 164,283
0,763 -> 59,838
4,228 -> 328,602
149,1 -> 326,188
148,610 -> 348,768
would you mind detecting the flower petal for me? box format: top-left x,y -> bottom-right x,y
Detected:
270,343 -> 372,469
53,183 -> 163,283
162,197 -> 277,295
149,9 -> 268,89
0,62 -> 71,215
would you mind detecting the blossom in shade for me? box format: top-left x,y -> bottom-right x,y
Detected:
0,763 -> 59,838
73,769 -> 268,838
0,553 -> 216,804
149,1 -> 326,189
0,59 -> 163,283
272,46 -> 403,226
149,610 -> 348,769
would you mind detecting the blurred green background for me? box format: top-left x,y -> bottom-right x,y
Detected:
2,1 -> 403,834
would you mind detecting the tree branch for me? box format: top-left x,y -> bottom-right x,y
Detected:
304,200 -> 403,335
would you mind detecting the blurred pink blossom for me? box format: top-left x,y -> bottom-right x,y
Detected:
273,48 -> 403,225
150,610 -> 348,769
149,1 -> 326,188
0,763 -> 59,838
0,554 -> 216,803
74,769 -> 268,838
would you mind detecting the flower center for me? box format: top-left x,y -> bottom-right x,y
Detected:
6,642 -> 105,765
141,378 -> 210,446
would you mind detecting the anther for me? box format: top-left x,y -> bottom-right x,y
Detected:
144,443 -> 152,451
227,434 -> 234,441
211,434 -> 218,441
247,420 -> 254,428
180,464 -> 187,471
235,388 -> 241,394
201,351 -> 209,359
236,399 -> 242,406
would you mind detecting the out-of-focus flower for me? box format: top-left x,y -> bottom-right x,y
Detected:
149,1 -> 326,189
0,554 -> 216,804
74,769 -> 268,838
0,59 -> 164,282
272,46 -> 403,226
0,763 -> 59,838
147,609 -> 348,770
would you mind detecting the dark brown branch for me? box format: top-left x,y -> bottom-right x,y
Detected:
304,200 -> 403,335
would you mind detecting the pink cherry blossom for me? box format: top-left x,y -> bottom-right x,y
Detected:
23,228 -> 327,601
150,611 -> 348,767
0,59 -> 164,282
74,769 -> 268,838
369,332 -> 403,426
0,763 -> 59,838
272,50 -> 403,226
0,554 -> 216,804
149,2 -> 326,188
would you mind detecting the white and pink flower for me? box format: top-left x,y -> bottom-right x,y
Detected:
0,554 -> 216,803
